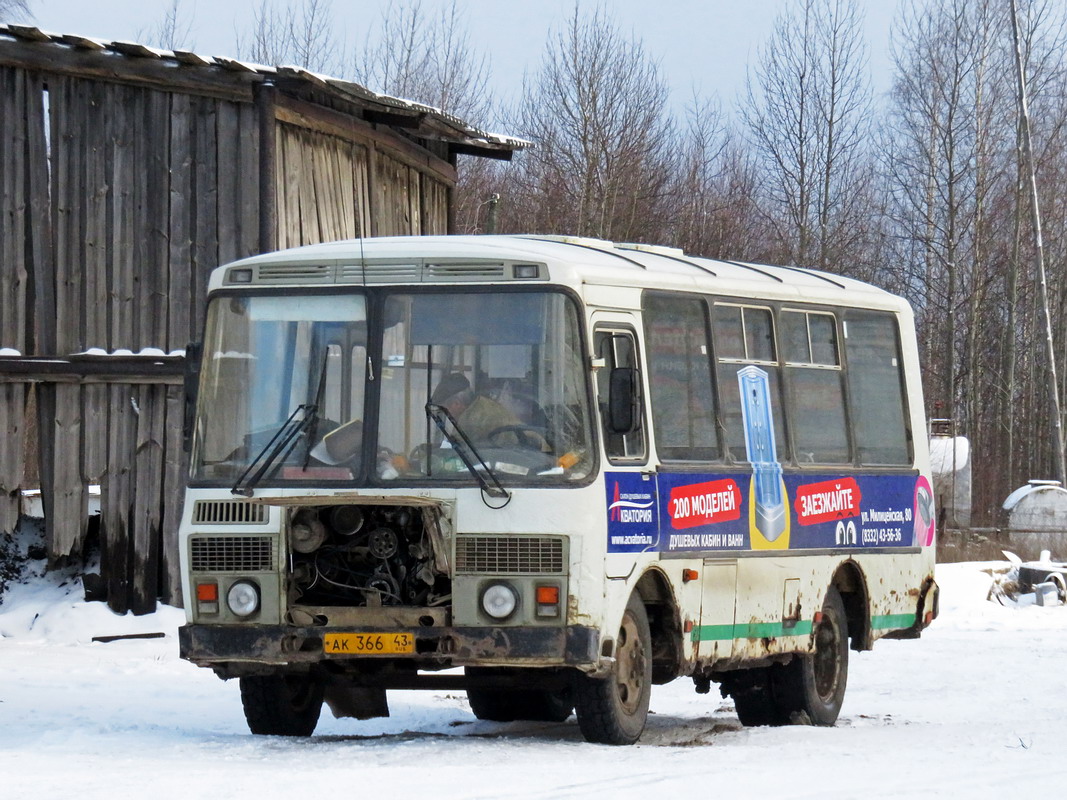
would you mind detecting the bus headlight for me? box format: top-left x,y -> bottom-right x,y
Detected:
481,582 -> 518,620
227,580 -> 260,617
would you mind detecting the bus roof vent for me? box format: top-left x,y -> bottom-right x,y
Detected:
335,262 -> 421,283
255,263 -> 333,284
426,262 -> 507,280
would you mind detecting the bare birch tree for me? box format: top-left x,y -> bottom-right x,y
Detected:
236,0 -> 342,74
501,4 -> 674,242
353,0 -> 492,124
886,0 -> 1067,518
669,96 -> 729,255
141,0 -> 194,51
742,0 -> 873,272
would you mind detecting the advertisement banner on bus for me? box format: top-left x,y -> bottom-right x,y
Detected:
605,471 -> 931,554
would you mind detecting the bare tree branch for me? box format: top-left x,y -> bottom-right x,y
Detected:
0,0 -> 31,21
140,0 -> 195,51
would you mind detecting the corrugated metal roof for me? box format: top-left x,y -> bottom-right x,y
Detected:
0,24 -> 529,157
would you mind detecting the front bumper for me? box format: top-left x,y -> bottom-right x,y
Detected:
179,623 -> 600,668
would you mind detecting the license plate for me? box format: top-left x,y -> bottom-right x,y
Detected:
323,632 -> 415,655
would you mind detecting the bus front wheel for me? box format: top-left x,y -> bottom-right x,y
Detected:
574,593 -> 652,745
239,673 -> 324,736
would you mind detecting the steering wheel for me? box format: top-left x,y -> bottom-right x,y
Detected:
486,424 -> 549,451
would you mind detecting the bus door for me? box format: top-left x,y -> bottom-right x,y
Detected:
697,559 -> 738,662
593,315 -> 655,580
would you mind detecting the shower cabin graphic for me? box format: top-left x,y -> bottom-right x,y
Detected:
737,365 -> 790,548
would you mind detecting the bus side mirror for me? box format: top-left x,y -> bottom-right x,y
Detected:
182,342 -> 202,453
608,366 -> 641,435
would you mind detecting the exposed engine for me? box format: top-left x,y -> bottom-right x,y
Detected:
287,505 -> 450,608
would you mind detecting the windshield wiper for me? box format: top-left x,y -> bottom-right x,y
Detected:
232,404 -> 318,497
425,403 -> 510,500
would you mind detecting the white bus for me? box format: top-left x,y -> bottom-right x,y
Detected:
178,235 -> 938,744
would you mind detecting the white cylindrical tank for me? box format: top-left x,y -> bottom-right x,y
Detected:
930,434 -> 971,529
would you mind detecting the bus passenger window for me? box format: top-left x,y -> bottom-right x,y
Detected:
712,304 -> 787,462
782,310 -> 849,464
845,311 -> 911,465
595,329 -> 647,463
643,295 -> 718,461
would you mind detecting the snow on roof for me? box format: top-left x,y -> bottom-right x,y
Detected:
1004,480 -> 1067,511
0,24 -> 528,156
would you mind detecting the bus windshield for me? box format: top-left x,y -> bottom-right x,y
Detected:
190,289 -> 594,485
191,293 -> 370,483
377,291 -> 593,484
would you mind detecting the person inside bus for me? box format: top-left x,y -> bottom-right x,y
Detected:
431,372 -> 546,450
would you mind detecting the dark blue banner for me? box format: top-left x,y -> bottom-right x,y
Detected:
605,470 -> 933,554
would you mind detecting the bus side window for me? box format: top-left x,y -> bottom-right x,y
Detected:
594,329 -> 647,463
712,304 -> 788,462
844,311 -> 912,465
782,310 -> 850,465
643,294 -> 718,461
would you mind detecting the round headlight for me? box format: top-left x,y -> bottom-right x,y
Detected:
227,580 -> 260,617
481,582 -> 518,620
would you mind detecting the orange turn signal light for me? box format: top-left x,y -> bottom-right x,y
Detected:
197,583 -> 219,602
682,569 -> 699,583
536,585 -> 560,605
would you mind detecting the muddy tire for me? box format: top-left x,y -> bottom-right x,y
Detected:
727,586 -> 848,727
239,673 -> 324,736
777,585 -> 849,725
574,594 -> 652,745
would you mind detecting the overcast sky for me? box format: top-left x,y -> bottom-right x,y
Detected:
22,0 -> 901,116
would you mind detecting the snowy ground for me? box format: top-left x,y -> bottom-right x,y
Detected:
3,555 -> 1067,800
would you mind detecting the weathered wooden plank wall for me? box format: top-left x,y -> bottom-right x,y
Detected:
0,66 -> 47,536
0,51 -> 464,615
40,78 -> 263,612
274,120 -> 450,247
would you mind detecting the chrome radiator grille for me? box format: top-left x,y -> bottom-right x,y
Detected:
190,536 -> 276,572
454,536 -> 565,575
192,500 -> 267,524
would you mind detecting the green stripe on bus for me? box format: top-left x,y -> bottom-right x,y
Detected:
871,613 -> 916,630
691,620 -> 814,642
691,613 -> 916,642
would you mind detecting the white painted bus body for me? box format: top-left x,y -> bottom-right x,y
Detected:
177,235 -> 936,740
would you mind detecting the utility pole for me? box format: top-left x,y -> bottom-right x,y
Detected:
1010,0 -> 1067,485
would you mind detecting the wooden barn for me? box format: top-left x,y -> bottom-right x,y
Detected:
0,24 -> 524,614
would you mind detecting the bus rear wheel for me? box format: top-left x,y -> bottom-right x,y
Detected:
239,673 -> 324,736
574,594 -> 652,745
729,586 -> 848,727
779,584 -> 849,725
